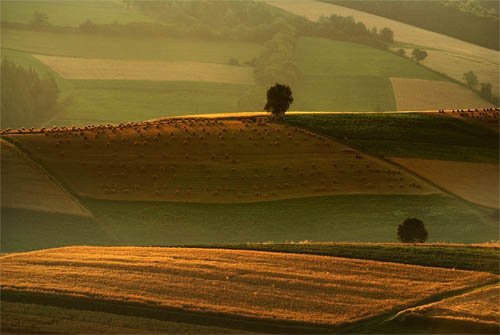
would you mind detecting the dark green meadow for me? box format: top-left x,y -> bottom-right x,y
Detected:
2,193 -> 497,253
286,113 -> 499,163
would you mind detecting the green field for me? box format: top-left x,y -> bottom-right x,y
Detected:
286,113 -> 499,163
58,80 -> 252,124
0,0 -> 155,27
1,38 -> 259,124
1,29 -> 261,63
292,37 -> 446,112
2,194 -> 497,253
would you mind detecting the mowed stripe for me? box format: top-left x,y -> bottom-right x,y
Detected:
0,140 -> 91,216
32,54 -> 255,85
1,247 -> 496,326
390,78 -> 492,110
390,157 -> 499,208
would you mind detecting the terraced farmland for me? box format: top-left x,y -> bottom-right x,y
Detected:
3,119 -> 437,203
1,247 -> 497,333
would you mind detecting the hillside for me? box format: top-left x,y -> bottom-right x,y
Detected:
326,0 -> 499,50
266,0 -> 499,95
1,246 -> 497,334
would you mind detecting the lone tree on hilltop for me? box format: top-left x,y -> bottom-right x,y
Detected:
264,83 -> 293,118
397,218 -> 428,243
463,71 -> 478,88
411,48 -> 428,62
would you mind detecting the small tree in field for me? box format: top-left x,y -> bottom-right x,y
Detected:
463,71 -> 478,89
397,218 -> 428,243
264,83 -> 293,118
411,48 -> 428,62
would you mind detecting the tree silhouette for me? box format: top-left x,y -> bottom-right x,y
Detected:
264,83 -> 293,118
463,71 -> 478,88
397,218 -> 428,243
411,48 -> 428,62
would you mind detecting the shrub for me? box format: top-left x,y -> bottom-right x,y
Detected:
397,218 -> 428,243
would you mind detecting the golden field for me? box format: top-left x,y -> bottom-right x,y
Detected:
395,285 -> 499,332
3,119 -> 438,203
390,157 -> 499,208
266,0 -> 499,93
0,139 -> 90,216
33,54 -> 255,85
1,246 -> 497,327
390,78 -> 493,111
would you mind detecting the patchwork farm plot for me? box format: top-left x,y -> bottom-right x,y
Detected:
3,119 -> 438,203
1,247 -> 497,331
267,0 -> 499,93
0,139 -> 90,216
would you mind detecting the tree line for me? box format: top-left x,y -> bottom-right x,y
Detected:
1,60 -> 59,128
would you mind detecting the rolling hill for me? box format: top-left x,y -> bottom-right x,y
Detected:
1,246 -> 497,334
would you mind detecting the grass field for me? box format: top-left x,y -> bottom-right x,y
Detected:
0,140 -> 90,216
0,301 -> 244,334
1,46 -> 258,124
286,113 -> 499,163
390,158 -> 499,208
393,285 -> 499,334
1,29 -> 261,63
390,78 -> 493,110
267,0 -> 499,93
4,119 -> 437,203
2,193 -> 496,253
1,247 -> 496,332
1,0 -> 155,27
293,37 -> 446,112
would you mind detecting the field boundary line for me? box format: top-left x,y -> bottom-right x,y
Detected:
1,137 -> 93,217
339,277 -> 500,333
0,288 -> 339,334
283,120 -> 493,208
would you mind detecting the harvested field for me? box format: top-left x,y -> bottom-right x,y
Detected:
266,0 -> 499,93
0,139 -> 90,216
3,119 -> 438,203
390,158 -> 499,208
394,285 -> 500,334
390,78 -> 493,111
33,54 -> 254,84
1,247 -> 497,329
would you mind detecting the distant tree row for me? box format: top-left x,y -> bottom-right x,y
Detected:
1,60 -> 59,128
325,0 -> 499,50
463,71 -> 499,105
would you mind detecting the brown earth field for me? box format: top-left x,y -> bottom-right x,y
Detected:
0,139 -> 90,216
2,119 -> 439,203
394,284 -> 499,334
390,78 -> 493,111
1,246 -> 497,332
389,157 -> 499,208
33,54 -> 255,85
